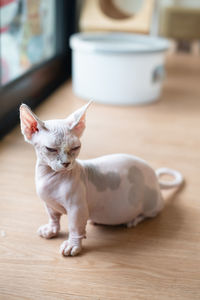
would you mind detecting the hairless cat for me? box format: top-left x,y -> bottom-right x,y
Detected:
20,101 -> 183,256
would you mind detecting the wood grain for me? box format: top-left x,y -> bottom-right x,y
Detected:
0,53 -> 200,300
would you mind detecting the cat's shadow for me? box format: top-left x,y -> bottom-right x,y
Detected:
80,187 -> 185,256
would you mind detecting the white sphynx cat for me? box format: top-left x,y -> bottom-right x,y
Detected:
20,101 -> 183,256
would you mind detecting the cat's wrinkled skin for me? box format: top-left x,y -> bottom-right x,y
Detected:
20,102 -> 183,256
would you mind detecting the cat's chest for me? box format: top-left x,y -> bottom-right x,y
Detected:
35,172 -> 74,205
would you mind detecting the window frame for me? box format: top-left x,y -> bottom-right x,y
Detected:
0,0 -> 76,138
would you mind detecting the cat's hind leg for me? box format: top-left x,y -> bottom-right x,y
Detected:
126,214 -> 146,228
126,202 -> 164,228
126,209 -> 162,228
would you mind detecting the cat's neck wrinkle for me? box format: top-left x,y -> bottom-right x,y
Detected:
36,160 -> 53,177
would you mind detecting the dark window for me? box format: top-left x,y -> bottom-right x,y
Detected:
0,0 -> 75,138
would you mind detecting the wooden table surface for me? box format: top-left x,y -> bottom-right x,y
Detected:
0,53 -> 200,300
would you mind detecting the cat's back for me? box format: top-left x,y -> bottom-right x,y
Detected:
79,153 -> 151,171
78,153 -> 158,196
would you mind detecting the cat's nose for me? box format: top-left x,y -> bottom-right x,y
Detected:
62,162 -> 70,168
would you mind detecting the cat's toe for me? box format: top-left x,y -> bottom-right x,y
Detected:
60,240 -> 67,254
60,240 -> 73,256
63,245 -> 73,256
60,240 -> 82,256
71,246 -> 81,256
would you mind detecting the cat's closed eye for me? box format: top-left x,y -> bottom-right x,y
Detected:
69,146 -> 81,154
45,146 -> 57,153
71,146 -> 81,151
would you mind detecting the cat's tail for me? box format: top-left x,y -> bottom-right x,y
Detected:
156,167 -> 184,190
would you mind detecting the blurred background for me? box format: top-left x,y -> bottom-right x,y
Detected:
0,0 -> 200,136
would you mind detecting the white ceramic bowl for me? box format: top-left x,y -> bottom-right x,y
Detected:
70,32 -> 169,105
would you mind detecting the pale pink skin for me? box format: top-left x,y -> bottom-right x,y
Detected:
20,102 -> 183,256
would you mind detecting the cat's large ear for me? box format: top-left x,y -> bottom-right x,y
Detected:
66,100 -> 93,137
20,104 -> 45,142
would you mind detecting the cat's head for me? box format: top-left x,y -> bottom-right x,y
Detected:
19,101 -> 92,172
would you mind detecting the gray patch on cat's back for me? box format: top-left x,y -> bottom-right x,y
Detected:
86,164 -> 120,192
86,164 -> 106,191
128,185 -> 142,206
143,186 -> 158,213
128,166 -> 144,184
128,165 -> 145,206
106,171 -> 121,190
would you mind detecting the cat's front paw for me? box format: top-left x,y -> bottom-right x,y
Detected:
37,223 -> 60,239
60,239 -> 82,256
